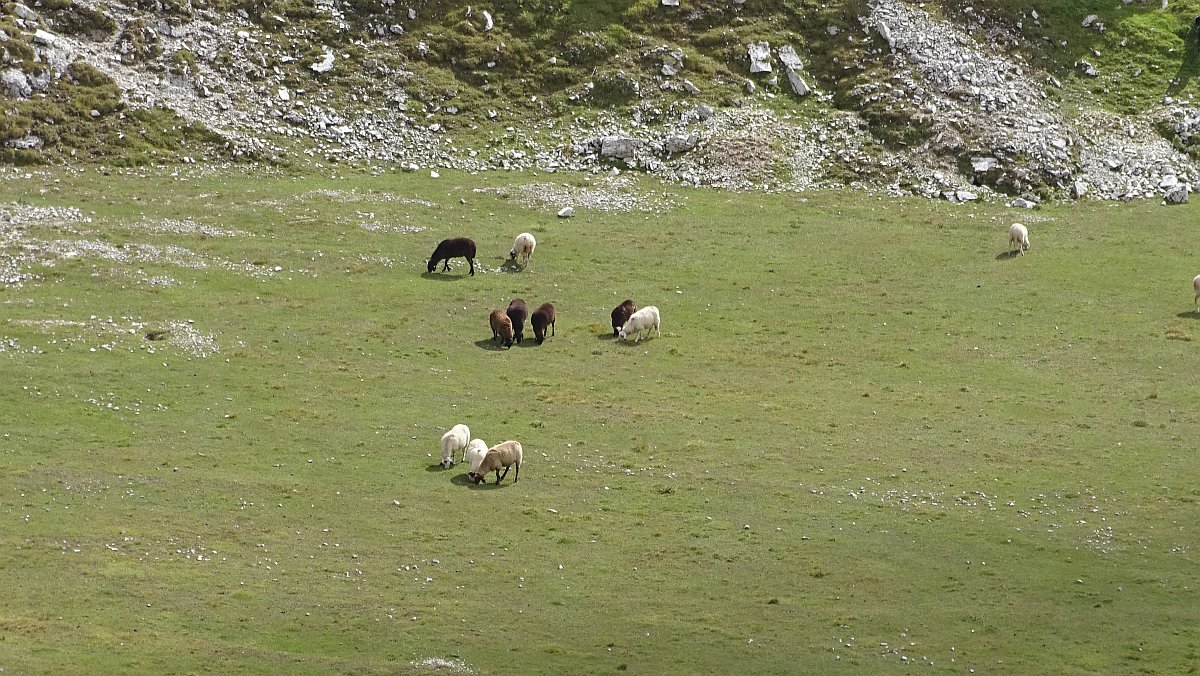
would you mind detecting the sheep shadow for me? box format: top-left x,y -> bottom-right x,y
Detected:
474,338 -> 513,351
449,473 -> 476,486
613,337 -> 657,347
467,479 -> 517,490
426,463 -> 449,472
421,270 -> 472,281
1176,311 -> 1200,320
994,250 -> 1021,261
498,259 -> 530,274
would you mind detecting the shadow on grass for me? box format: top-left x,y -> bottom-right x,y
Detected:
1176,311 -> 1200,320
421,270 -> 472,281
425,463 -> 448,472
498,259 -> 529,274
995,250 -> 1022,261
468,479 -> 517,490
1168,26 -> 1200,97
450,473 -> 476,486
613,335 -> 658,346
474,338 -> 513,351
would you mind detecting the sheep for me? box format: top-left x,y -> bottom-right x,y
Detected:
427,237 -> 477,276
1008,223 -> 1030,255
531,302 -> 556,345
618,305 -> 661,342
469,440 -> 523,485
509,232 -> 536,268
507,298 -> 528,344
611,299 -> 637,337
1194,274 -> 1200,312
464,438 -> 490,473
489,309 -> 514,348
439,424 -> 470,468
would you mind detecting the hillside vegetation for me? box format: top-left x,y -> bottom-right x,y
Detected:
2,0 -> 1199,197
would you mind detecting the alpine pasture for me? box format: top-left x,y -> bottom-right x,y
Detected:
1,167 -> 1198,674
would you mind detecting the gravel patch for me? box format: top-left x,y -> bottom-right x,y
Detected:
474,176 -> 684,213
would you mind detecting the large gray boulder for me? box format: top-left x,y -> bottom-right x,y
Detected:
748,42 -> 771,73
1163,184 -> 1190,205
600,137 -> 645,160
1,69 -> 32,99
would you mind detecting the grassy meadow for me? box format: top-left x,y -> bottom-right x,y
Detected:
1,167 -> 1198,674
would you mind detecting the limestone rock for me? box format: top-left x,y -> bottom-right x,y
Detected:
1164,184 -> 1189,204
600,137 -> 644,160
786,69 -> 810,96
748,42 -> 771,73
778,45 -> 803,71
1,69 -> 32,99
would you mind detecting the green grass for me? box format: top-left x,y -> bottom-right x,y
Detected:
2,168 -> 1199,674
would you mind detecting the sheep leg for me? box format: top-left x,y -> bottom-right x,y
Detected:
496,466 -> 511,484
441,259 -> 451,272
513,462 -> 520,483
551,321 -> 555,337
467,257 -> 475,276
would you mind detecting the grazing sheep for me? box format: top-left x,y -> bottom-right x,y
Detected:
489,309 -> 514,348
427,237 -> 477,276
611,299 -> 637,337
509,232 -> 536,268
464,438 -> 490,473
531,302 -> 556,345
439,424 -> 470,468
618,305 -> 661,342
1008,223 -> 1030,255
469,440 -> 523,485
1194,274 -> 1200,312
507,298 -> 528,344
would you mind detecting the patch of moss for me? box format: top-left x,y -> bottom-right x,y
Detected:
38,0 -> 118,39
116,18 -> 162,65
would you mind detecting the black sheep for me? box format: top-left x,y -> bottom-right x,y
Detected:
427,237 -> 476,276
531,303 -> 556,345
611,299 -> 637,337
506,298 -> 528,344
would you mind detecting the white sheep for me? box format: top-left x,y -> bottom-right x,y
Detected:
468,440 -> 523,485
1194,274 -> 1200,311
618,305 -> 661,342
1008,223 -> 1030,255
509,232 -> 536,268
464,438 -> 490,473
439,424 -> 470,468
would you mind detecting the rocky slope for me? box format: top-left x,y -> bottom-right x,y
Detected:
2,0 -> 1198,202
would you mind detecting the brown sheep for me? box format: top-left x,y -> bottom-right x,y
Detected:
531,302 -> 556,345
506,298 -> 528,344
611,299 -> 636,337
489,309 -> 514,348
469,440 -> 523,485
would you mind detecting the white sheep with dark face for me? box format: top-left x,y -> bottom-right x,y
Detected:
509,232 -> 536,268
439,424 -> 470,468
618,306 -> 661,343
464,438 -> 490,473
469,441 -> 523,485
